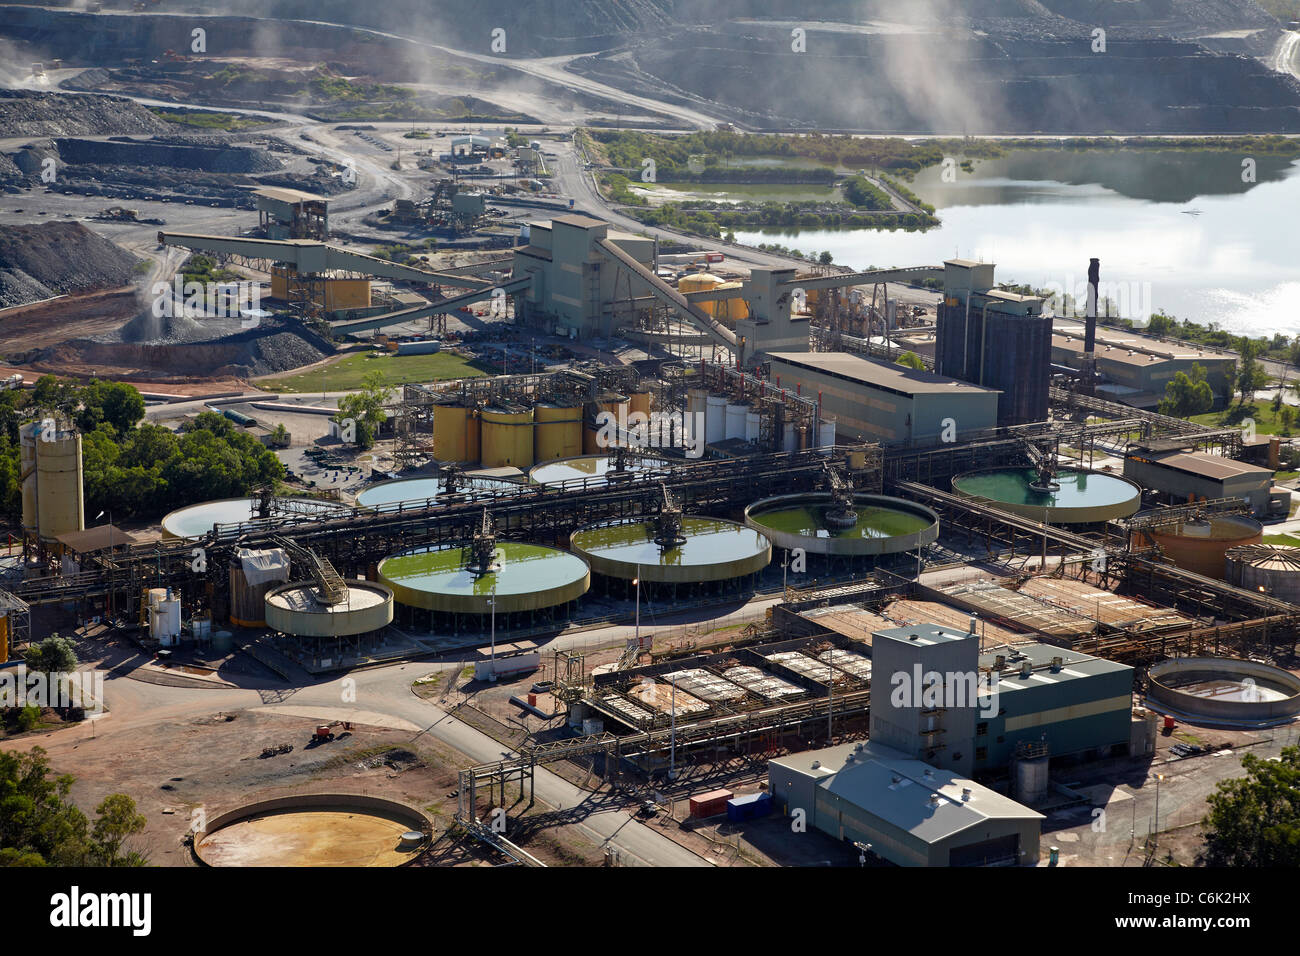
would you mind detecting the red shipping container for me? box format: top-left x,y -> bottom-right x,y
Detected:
689,788 -> 734,818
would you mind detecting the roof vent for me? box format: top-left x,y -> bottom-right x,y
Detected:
844,753 -> 855,764
962,788 -> 972,802
909,633 -> 919,641
1020,659 -> 1032,677
810,760 -> 821,770
994,654 -> 1006,670
928,793 -> 940,808
1051,656 -> 1063,673
891,774 -> 902,785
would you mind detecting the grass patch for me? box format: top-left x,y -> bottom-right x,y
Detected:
150,107 -> 269,131
257,350 -> 489,393
1263,534 -> 1300,547
1189,401 -> 1296,438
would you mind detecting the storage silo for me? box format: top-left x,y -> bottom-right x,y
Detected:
724,402 -> 748,440
229,548 -> 290,628
1225,543 -> 1300,603
480,404 -> 534,468
20,421 -> 85,542
705,394 -> 726,444
534,402 -> 583,463
583,393 -> 627,454
432,402 -> 470,462
1148,514 -> 1262,580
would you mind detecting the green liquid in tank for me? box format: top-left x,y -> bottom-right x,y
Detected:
751,504 -> 930,540
572,517 -> 770,567
380,542 -> 588,597
952,468 -> 1135,509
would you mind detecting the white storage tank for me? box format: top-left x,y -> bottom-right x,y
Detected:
817,417 -> 836,453
1225,543 -> 1300,604
724,403 -> 747,440
782,421 -> 797,452
745,409 -> 760,443
20,421 -> 85,541
1015,753 -> 1049,805
151,589 -> 182,646
705,395 -> 726,444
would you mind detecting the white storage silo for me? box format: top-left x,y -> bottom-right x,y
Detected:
724,403 -> 747,440
705,395 -> 726,445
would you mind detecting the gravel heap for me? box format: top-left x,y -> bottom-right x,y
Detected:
0,222 -> 141,310
0,89 -> 170,137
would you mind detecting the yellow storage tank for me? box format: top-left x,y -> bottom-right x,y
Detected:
480,405 -> 534,468
22,425 -> 85,543
534,403 -> 583,463
466,406 -> 481,464
712,281 -> 749,323
628,391 -> 652,418
433,403 -> 469,462
584,394 -> 628,455
678,272 -> 722,295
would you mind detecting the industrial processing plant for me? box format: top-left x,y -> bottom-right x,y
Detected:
3,1 -> 1300,894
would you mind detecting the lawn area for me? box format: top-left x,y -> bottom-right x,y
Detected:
256,350 -> 488,393
1263,534 -> 1300,547
1188,400 -> 1297,437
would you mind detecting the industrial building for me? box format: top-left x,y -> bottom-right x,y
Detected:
450,135 -> 507,160
1123,448 -> 1289,517
254,186 -> 329,241
935,260 -> 1052,425
767,740 -> 1044,867
868,624 -> 1135,778
765,351 -> 1000,445
1052,325 -> 1237,409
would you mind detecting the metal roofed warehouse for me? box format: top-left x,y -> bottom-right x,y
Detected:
765,352 -> 1000,445
768,741 -> 1043,867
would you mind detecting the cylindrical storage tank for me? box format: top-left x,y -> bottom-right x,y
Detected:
1225,543 -> 1300,603
678,272 -> 722,311
713,281 -> 748,323
466,407 -> 481,464
817,417 -> 836,452
628,391 -> 652,418
432,403 -> 469,462
1149,514 -> 1262,580
745,409 -> 760,442
151,595 -> 182,645
1015,755 -> 1049,805
265,582 -> 395,637
19,423 -> 37,534
951,468 -> 1142,524
34,428 -> 84,542
0,614 -> 9,664
583,393 -> 627,455
724,403 -> 747,440
705,395 -> 726,445
480,405 -> 534,468
211,630 -> 233,654
782,421 -> 797,452
227,555 -> 285,629
533,403 -> 583,463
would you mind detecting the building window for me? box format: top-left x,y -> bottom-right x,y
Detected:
976,747 -> 987,760
996,735 -> 1005,744
976,722 -> 988,737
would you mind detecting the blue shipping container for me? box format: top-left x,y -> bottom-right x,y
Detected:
726,792 -> 772,822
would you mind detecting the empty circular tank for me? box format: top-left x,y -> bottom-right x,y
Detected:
378,541 -> 589,615
355,474 -> 517,511
1146,657 -> 1300,727
951,468 -> 1141,524
162,497 -> 346,540
744,493 -> 939,556
1226,543 -> 1300,602
570,515 -> 772,585
264,581 -> 394,637
529,453 -> 670,488
1148,514 -> 1262,579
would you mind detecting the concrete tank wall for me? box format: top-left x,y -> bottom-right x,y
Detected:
1147,657 -> 1300,726
1149,515 -> 1262,580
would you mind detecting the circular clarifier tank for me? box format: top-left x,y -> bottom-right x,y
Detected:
195,795 -> 430,867
529,453 -> 671,487
744,493 -> 939,556
570,515 -> 772,584
951,468 -> 1141,524
377,541 -> 590,614
161,496 -> 346,540
1146,657 -> 1300,727
355,474 -> 517,510
264,581 -> 394,637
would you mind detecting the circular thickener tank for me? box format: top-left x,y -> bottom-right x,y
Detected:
161,497 -> 346,540
529,453 -> 670,488
1149,514 -> 1262,580
479,405 -> 534,468
951,468 -> 1141,524
195,795 -> 429,867
432,403 -> 474,462
744,493 -> 940,556
264,581 -> 394,637
1146,657 -> 1300,726
533,403 -> 583,463
571,515 -> 772,584
1225,543 -> 1300,603
378,541 -> 589,615
356,474 -> 516,510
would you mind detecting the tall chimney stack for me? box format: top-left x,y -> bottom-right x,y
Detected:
1085,258 -> 1099,356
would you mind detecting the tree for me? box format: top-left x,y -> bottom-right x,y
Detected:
818,250 -> 834,265
1158,364 -> 1214,418
895,351 -> 926,370
0,748 -> 148,866
24,635 -> 78,675
1201,746 -> 1300,866
1235,344 -> 1269,405
1281,405 -> 1295,436
335,371 -> 393,450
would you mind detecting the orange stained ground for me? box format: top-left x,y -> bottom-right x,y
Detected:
198,810 -> 416,867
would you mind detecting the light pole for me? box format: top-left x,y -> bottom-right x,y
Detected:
782,549 -> 789,597
1152,772 -> 1164,847
669,672 -> 678,780
488,583 -> 497,682
633,568 -> 640,651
